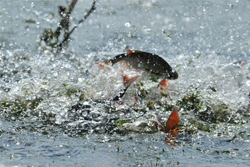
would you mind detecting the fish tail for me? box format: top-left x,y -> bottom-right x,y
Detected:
111,72 -> 139,101
121,72 -> 139,87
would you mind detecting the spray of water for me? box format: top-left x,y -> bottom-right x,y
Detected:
0,47 -> 249,137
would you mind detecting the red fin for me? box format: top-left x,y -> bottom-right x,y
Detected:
127,50 -> 133,54
127,50 -> 143,54
158,79 -> 170,97
104,60 -> 110,65
159,79 -> 168,86
122,74 -> 139,87
165,109 -> 179,133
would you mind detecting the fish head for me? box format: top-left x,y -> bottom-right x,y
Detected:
162,69 -> 178,80
168,70 -> 178,80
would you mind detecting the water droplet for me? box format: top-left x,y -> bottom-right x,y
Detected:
124,21 -> 131,27
142,26 -> 151,34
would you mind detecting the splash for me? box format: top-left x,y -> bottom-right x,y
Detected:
0,48 -> 249,137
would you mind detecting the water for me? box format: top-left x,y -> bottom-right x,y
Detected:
0,0 -> 250,166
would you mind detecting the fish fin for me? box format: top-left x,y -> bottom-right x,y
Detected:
158,79 -> 170,97
122,73 -> 139,87
111,74 -> 138,101
159,79 -> 168,87
127,50 -> 133,54
126,50 -> 143,54
171,128 -> 178,134
104,60 -> 110,65
165,109 -> 179,133
133,50 -> 142,53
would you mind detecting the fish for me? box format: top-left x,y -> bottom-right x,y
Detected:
106,50 -> 178,80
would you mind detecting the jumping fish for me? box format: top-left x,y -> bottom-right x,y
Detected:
106,50 -> 178,80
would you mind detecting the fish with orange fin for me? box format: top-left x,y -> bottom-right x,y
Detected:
107,50 -> 178,80
152,109 -> 179,146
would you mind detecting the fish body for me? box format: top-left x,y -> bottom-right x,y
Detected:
108,50 -> 178,80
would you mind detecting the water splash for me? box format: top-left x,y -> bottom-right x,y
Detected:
1,47 -> 249,138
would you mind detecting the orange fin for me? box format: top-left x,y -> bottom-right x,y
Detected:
159,79 -> 168,86
158,79 -> 170,97
127,50 -> 143,54
133,50 -> 142,53
165,109 -> 179,133
103,60 -> 110,65
127,50 -> 133,54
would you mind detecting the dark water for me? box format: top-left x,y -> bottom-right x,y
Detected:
0,0 -> 250,166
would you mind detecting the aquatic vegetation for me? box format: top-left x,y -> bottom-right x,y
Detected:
39,0 -> 96,52
146,100 -> 155,110
25,19 -> 36,23
115,119 -> 130,127
187,118 -> 215,132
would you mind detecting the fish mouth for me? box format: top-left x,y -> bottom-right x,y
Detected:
168,71 -> 178,79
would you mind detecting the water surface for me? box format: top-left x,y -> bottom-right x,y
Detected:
0,0 -> 250,166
